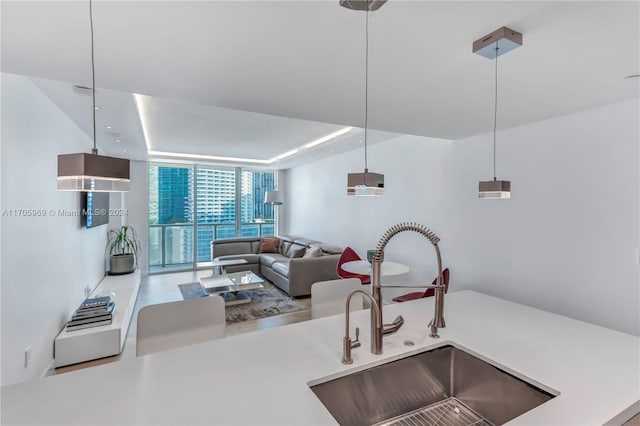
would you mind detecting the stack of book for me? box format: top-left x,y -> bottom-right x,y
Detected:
66,296 -> 116,331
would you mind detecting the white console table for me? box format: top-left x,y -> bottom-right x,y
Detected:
54,271 -> 141,368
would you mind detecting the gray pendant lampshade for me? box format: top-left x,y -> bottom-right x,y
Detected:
345,0 -> 385,197
474,26 -> 521,200
58,153 -> 130,192
264,190 -> 283,205
57,0 -> 130,192
347,171 -> 384,196
478,179 -> 511,199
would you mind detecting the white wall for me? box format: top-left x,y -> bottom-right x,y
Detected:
108,160 -> 149,274
1,73 -> 108,385
446,100 -> 639,336
275,169 -> 287,235
125,160 -> 149,274
286,134 -> 455,299
286,100 -> 639,335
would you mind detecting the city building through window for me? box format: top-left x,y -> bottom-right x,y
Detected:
149,163 -> 275,271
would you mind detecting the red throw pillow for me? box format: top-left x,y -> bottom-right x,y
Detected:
260,237 -> 279,253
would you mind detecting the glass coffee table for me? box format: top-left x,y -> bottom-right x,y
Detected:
210,258 -> 248,275
199,271 -> 264,306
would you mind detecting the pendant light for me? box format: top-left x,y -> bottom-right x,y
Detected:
264,190 -> 283,206
345,0 -> 384,197
57,0 -> 130,192
474,27 -> 522,199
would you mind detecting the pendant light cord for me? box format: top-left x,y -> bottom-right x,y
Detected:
90,0 -> 98,155
492,44 -> 499,181
363,3 -> 369,173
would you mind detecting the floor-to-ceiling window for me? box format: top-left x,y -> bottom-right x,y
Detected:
240,169 -> 276,238
149,163 -> 275,272
195,166 -> 237,263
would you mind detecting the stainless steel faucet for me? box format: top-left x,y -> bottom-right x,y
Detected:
371,222 -> 446,341
341,223 -> 444,363
342,289 -> 404,364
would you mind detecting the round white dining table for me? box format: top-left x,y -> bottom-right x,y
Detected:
341,260 -> 410,276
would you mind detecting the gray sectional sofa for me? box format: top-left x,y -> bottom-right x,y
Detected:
210,235 -> 343,297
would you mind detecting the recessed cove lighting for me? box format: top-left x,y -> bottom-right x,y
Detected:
137,92 -> 355,165
133,93 -> 153,153
301,127 -> 353,149
272,149 -> 299,162
148,150 -> 270,165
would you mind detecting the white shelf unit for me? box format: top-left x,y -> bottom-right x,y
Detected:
54,271 -> 141,368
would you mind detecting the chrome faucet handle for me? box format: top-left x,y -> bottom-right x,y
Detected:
383,315 -> 404,336
352,327 -> 361,348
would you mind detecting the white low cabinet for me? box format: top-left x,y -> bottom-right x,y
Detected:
54,271 -> 141,368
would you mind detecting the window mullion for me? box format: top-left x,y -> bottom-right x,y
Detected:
192,164 -> 197,268
235,167 -> 242,238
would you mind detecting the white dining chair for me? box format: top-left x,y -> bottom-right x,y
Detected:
311,278 -> 364,319
136,296 -> 225,357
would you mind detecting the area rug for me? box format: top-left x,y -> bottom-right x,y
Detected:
178,281 -> 310,324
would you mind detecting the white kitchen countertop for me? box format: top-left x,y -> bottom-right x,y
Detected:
2,290 -> 639,425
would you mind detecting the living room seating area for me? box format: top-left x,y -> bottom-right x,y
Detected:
211,235 -> 344,297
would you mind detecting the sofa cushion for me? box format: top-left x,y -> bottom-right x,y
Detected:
260,237 -> 279,253
280,241 -> 292,256
289,246 -> 306,258
214,254 -> 260,265
212,241 -> 255,257
277,235 -> 300,244
315,244 -> 343,255
303,245 -> 323,258
294,238 -> 321,247
260,253 -> 289,267
271,261 -> 290,277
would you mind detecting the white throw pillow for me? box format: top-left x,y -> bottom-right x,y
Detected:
302,245 -> 322,258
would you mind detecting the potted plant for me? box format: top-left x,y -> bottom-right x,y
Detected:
107,225 -> 139,275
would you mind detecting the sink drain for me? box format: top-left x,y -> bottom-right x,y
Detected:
403,340 -> 415,346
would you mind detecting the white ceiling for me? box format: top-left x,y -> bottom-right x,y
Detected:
134,94 -> 351,159
31,77 -> 149,161
31,75 -> 402,167
2,1 -> 639,164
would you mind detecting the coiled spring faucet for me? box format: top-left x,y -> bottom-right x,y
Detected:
342,222 -> 446,364
372,222 -> 446,342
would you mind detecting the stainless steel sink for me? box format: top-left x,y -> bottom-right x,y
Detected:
310,344 -> 556,426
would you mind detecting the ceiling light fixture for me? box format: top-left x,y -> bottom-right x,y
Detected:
474,26 -> 522,200
345,0 -> 384,197
57,0 -> 130,192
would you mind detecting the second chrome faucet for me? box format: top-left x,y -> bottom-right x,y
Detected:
342,222 -> 446,364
